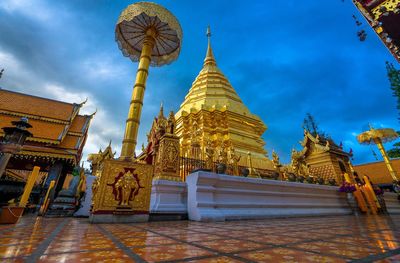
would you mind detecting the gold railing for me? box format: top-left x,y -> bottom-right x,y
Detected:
179,156 -> 276,181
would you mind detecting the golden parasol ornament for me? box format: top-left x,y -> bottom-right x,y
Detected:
115,2 -> 183,159
115,2 -> 182,66
357,126 -> 399,182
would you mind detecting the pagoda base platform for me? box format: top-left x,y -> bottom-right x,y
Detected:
150,179 -> 187,214
186,171 -> 352,222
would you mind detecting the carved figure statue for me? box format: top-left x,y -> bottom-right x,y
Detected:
115,171 -> 138,206
272,150 -> 280,170
92,176 -> 100,203
204,139 -> 215,170
228,146 -> 241,176
167,111 -> 176,134
218,144 -> 228,165
291,149 -> 310,177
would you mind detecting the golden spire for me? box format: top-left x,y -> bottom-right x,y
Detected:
204,26 -> 216,66
158,101 -> 164,119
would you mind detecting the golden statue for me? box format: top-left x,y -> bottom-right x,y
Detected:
290,149 -> 309,177
204,139 -> 215,170
167,111 -> 176,135
218,144 -> 228,165
115,171 -> 139,206
228,146 -> 241,176
91,176 -> 100,204
272,150 -> 280,170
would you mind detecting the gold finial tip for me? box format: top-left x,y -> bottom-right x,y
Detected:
206,26 -> 211,37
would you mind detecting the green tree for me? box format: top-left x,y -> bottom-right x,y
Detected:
386,62 -> 400,157
302,113 -> 330,138
302,113 -> 319,136
387,62 -> 400,121
387,141 -> 400,158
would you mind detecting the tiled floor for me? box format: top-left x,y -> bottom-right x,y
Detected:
1,215 -> 400,262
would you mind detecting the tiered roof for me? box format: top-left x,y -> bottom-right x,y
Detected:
0,89 -> 93,165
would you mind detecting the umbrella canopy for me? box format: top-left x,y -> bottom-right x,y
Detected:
115,2 -> 183,67
357,128 -> 398,145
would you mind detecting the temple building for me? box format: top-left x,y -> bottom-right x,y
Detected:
0,89 -> 93,193
289,130 -> 353,183
174,28 -> 274,171
352,0 -> 400,62
354,159 -> 400,185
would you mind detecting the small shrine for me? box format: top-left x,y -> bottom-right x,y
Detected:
288,130 -> 353,184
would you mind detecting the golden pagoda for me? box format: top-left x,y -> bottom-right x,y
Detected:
175,27 -> 274,170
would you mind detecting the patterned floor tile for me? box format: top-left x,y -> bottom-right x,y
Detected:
169,232 -> 226,242
37,249 -> 135,263
194,238 -> 267,253
120,236 -> 179,247
238,247 -> 346,263
291,241 -> 385,259
186,256 -> 244,262
374,254 -> 400,263
0,243 -> 38,258
132,243 -> 213,262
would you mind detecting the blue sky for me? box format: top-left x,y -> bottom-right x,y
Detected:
0,0 -> 398,165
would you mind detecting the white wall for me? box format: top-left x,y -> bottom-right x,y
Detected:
186,171 -> 352,221
150,179 -> 187,214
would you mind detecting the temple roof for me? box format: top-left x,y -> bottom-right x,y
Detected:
175,28 -> 266,128
299,130 -> 351,157
0,88 -> 93,165
354,159 -> 400,185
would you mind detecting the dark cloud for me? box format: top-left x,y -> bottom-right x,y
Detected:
0,0 -> 398,166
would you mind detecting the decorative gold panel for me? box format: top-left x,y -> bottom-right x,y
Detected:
154,134 -> 181,181
92,159 -> 153,214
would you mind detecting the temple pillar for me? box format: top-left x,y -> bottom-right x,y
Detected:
154,134 -> 181,182
43,161 -> 67,200
0,153 -> 12,178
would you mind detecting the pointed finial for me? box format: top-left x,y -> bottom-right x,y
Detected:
158,101 -> 164,118
78,97 -> 88,107
108,139 -> 112,147
204,25 -> 216,66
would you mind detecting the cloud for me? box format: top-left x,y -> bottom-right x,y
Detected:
1,0 -> 399,170
0,0 -> 53,22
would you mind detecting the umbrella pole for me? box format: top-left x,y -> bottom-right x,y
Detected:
120,28 -> 156,160
374,138 -> 399,182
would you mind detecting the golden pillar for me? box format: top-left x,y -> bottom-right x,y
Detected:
19,166 -> 40,207
120,29 -> 156,159
115,2 -> 182,160
374,138 -> 398,182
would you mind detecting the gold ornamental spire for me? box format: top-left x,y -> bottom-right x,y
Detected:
204,26 -> 216,66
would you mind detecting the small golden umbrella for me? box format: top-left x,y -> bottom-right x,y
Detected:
357,126 -> 399,181
115,2 -> 183,159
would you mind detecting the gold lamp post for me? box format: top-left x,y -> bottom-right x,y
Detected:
357,126 -> 399,181
115,2 -> 182,160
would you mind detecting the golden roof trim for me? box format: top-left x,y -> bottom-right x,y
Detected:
15,150 -> 76,160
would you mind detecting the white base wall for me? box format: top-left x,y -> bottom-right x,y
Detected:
385,192 -> 400,214
74,174 -> 96,217
186,171 -> 352,222
150,179 -> 187,214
